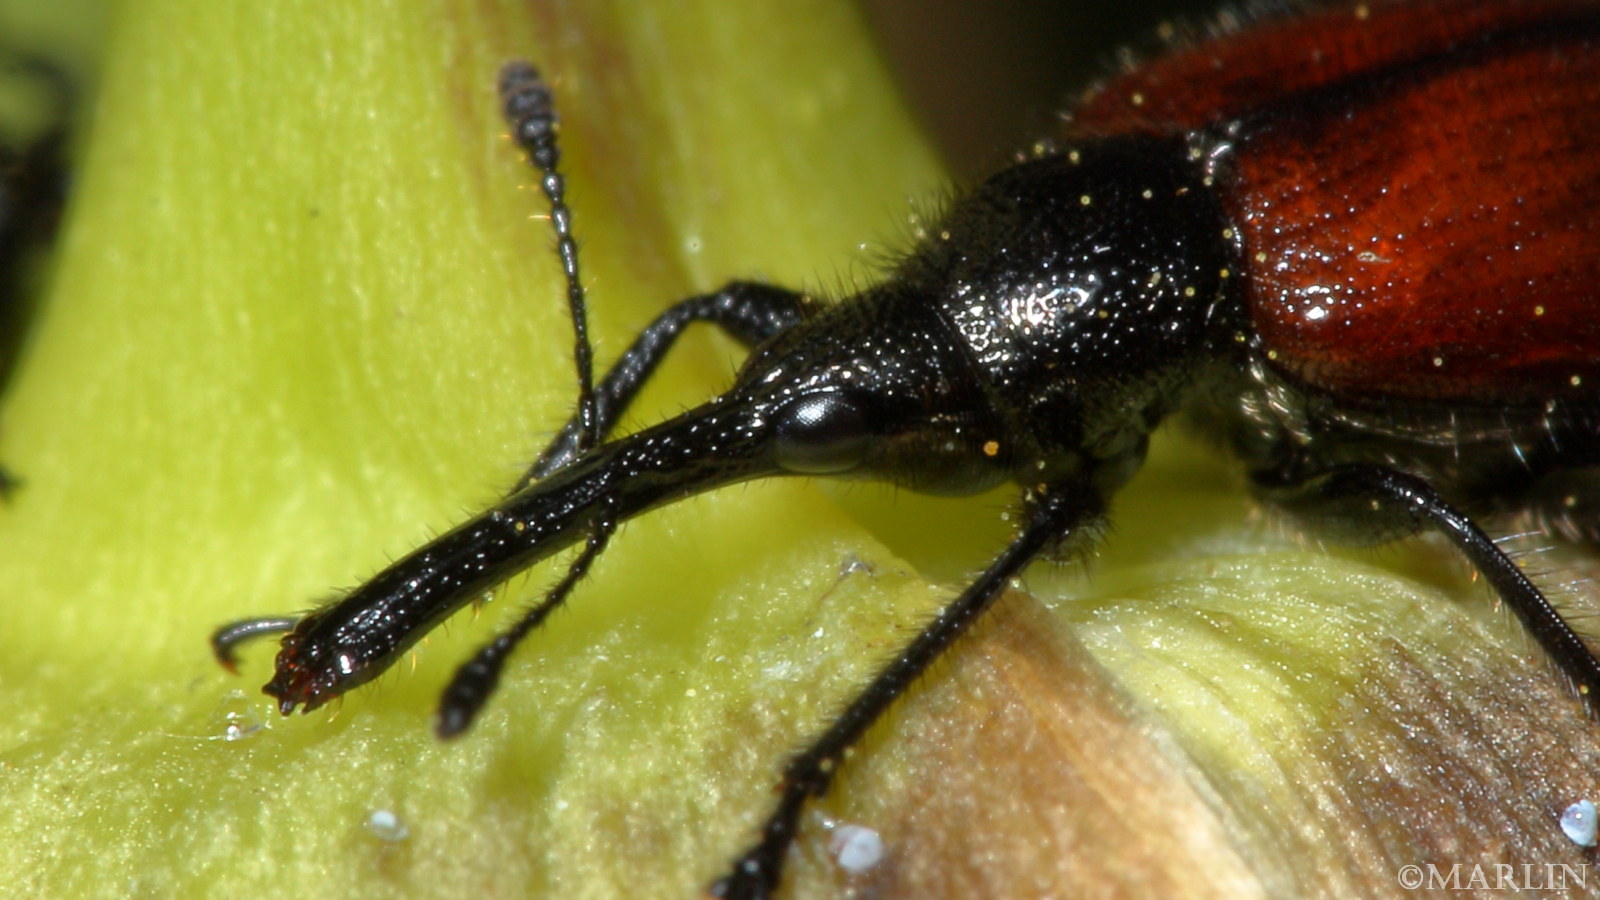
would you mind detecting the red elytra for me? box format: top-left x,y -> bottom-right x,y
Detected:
1075,0 -> 1600,402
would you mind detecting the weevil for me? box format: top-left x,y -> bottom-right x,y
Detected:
217,2 -> 1600,895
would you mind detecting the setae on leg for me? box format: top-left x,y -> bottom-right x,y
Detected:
1253,462 -> 1600,707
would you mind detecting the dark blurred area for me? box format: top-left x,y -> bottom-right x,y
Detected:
0,57 -> 68,395
860,0 -> 1226,180
0,0 -> 102,398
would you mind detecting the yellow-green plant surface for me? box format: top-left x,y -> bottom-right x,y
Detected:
1,1 -> 1595,898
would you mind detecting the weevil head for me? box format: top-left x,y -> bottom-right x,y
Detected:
725,136 -> 1241,499
725,288 -> 1017,497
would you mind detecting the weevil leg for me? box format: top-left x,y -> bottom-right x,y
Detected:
1252,462 -> 1600,708
435,495 -> 619,737
518,281 -> 806,486
709,481 -> 1106,900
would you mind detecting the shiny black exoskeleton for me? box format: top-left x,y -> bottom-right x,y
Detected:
215,48 -> 1600,899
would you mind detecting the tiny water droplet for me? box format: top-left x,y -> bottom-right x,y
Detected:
211,690 -> 266,742
367,808 -> 410,842
1561,799 -> 1597,847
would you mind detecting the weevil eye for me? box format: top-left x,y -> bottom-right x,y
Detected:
772,391 -> 874,475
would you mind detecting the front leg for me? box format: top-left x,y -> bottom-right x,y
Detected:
518,280 -> 805,487
710,480 -> 1107,900
1252,461 -> 1600,708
